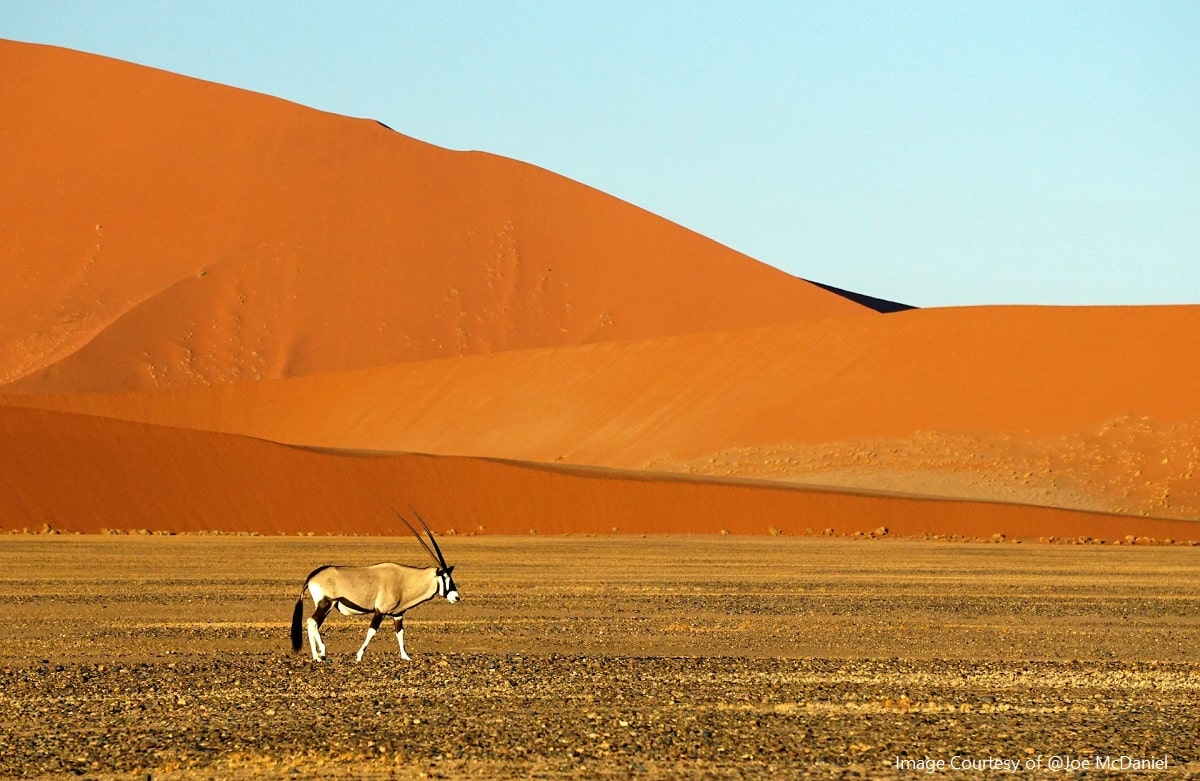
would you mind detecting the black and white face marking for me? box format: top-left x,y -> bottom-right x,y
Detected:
437,567 -> 459,603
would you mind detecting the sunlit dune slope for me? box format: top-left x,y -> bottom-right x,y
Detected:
2,406 -> 1194,541
7,304 -> 1198,521
0,39 -> 866,394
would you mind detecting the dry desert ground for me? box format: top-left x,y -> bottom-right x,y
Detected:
1,534 -> 1198,780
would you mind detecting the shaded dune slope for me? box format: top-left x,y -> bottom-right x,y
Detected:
0,39 -> 866,394
2,406 -> 1194,542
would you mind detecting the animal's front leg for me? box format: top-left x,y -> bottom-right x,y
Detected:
356,613 -> 385,662
393,615 -> 411,661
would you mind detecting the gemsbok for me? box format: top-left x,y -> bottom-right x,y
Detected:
290,511 -> 460,662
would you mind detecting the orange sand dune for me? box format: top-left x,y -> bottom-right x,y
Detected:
0,39 -> 866,394
4,41 -> 1196,539
11,305 -> 1198,450
7,304 -> 1198,522
2,406 -> 1194,542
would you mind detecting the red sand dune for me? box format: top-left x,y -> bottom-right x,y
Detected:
0,39 -> 864,394
8,303 -> 1194,449
3,405 -> 1195,543
7,304 -> 1198,520
1,39 -> 1197,539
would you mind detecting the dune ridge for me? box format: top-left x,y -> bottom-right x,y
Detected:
2,39 -> 1195,538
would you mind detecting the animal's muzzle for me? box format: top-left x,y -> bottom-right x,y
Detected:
446,590 -> 460,604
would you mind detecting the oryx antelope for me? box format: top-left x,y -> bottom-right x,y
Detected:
290,511 -> 460,662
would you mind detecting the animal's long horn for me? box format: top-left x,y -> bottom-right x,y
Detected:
409,506 -> 449,569
393,509 -> 440,567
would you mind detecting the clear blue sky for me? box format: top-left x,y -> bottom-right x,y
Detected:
5,1 -> 1198,306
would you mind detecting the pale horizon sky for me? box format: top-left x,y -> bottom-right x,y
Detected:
5,1 -> 1198,307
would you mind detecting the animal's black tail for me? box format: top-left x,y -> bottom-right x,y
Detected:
290,597 -> 305,652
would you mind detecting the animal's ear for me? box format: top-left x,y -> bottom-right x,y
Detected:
447,565 -> 455,574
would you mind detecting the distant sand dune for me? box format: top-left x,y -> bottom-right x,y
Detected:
1,39 -> 1196,537
5,306 -> 1197,520
2,405 -> 1195,542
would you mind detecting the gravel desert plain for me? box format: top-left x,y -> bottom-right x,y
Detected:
2,39 -> 1200,779
3,535 -> 1200,780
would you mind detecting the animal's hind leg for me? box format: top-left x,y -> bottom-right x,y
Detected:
307,599 -> 332,661
393,615 -> 411,661
356,613 -> 384,662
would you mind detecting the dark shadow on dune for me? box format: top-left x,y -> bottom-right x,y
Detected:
804,279 -> 916,313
